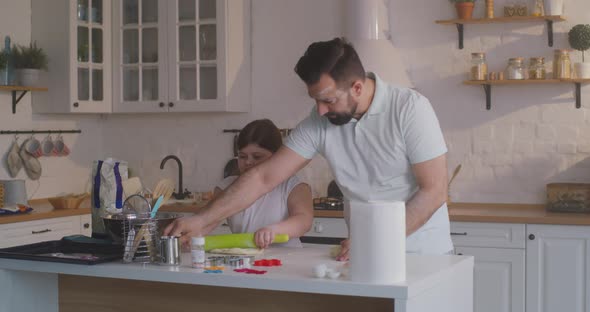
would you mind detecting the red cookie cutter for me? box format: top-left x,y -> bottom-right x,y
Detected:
253,259 -> 282,267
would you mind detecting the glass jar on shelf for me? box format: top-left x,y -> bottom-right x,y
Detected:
531,0 -> 545,16
553,49 -> 571,79
505,57 -> 526,80
470,52 -> 488,81
529,57 -> 546,79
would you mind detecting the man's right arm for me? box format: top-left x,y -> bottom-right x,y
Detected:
165,146 -> 311,241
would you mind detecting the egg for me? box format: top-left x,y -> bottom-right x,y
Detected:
313,264 -> 327,278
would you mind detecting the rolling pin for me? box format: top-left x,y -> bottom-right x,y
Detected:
204,233 -> 289,251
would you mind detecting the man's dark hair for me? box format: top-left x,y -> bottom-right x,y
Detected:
294,37 -> 365,88
237,119 -> 283,153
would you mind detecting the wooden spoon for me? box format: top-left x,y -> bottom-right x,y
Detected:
448,164 -> 462,188
152,178 -> 175,207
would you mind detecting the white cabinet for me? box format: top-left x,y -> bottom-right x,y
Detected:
455,246 -> 525,312
112,0 -> 251,113
304,218 -> 348,238
0,215 -> 92,248
452,222 -> 526,312
526,224 -> 590,312
31,0 -> 112,113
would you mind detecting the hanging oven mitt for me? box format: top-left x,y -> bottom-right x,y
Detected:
19,139 -> 42,180
6,141 -> 23,178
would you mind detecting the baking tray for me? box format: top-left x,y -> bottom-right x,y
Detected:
0,238 -> 123,265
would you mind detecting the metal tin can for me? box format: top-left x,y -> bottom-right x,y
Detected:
159,236 -> 181,265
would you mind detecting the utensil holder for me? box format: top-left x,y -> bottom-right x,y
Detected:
122,218 -> 159,263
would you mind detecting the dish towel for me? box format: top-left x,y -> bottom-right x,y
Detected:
19,139 -> 42,180
5,141 -> 22,178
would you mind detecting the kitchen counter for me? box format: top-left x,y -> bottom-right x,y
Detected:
448,202 -> 590,225
0,244 -> 473,312
0,199 -> 90,225
314,202 -> 590,226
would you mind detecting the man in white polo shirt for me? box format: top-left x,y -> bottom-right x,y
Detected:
165,38 -> 453,256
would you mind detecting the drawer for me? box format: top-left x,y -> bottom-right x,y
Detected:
80,214 -> 92,237
0,216 -> 81,248
209,222 -> 232,235
450,222 -> 525,249
304,218 -> 348,238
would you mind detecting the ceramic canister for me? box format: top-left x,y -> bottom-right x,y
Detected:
0,180 -> 27,206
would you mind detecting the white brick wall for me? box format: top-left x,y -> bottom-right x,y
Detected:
97,0 -> 589,204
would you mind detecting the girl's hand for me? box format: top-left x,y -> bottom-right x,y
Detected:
254,226 -> 276,249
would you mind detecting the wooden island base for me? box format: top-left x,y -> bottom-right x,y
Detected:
59,275 -> 394,312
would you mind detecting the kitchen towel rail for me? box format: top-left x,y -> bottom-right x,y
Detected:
0,130 -> 82,135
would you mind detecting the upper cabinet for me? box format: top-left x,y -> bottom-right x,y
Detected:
112,0 -> 251,113
31,0 -> 112,113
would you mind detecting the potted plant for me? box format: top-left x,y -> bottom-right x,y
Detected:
12,41 -> 48,86
568,24 -> 590,79
0,50 -> 7,85
450,0 -> 476,20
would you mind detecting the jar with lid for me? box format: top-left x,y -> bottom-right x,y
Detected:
470,52 -> 488,81
505,57 -> 526,80
553,49 -> 571,79
529,57 -> 546,79
191,236 -> 206,269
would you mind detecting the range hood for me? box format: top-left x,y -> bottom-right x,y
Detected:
344,0 -> 413,88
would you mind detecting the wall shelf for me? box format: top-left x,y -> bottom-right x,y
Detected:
0,86 -> 48,114
463,79 -> 590,110
435,15 -> 565,49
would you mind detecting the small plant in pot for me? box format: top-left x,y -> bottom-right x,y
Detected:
568,24 -> 590,79
450,0 -> 476,20
12,41 -> 48,86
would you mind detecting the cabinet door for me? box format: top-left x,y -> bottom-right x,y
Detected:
70,0 -> 111,113
0,216 -> 81,248
113,0 -> 168,112
166,0 -> 226,112
455,247 -> 525,312
526,224 -> 590,312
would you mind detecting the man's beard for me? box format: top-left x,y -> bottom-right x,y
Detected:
325,112 -> 353,125
325,94 -> 358,126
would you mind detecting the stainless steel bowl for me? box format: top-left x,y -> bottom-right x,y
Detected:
102,212 -> 182,244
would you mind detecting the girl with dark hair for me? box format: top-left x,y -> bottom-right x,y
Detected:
213,119 -> 313,248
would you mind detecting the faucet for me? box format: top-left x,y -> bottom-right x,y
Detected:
160,155 -> 190,200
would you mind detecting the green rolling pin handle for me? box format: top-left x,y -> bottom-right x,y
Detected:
204,233 -> 290,251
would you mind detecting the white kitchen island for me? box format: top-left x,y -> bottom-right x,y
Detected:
0,244 -> 473,312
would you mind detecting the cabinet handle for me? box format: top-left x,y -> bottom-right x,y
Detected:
159,102 -> 165,108
83,223 -> 90,229
73,102 -> 79,108
451,232 -> 468,236
529,234 -> 535,240
314,222 -> 324,233
457,253 -> 463,255
32,229 -> 52,234
168,102 -> 174,108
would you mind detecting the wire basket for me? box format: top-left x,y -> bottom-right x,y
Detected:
122,216 -> 159,263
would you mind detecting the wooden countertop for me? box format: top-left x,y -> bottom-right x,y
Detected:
0,199 -> 91,225
20,200 -> 582,227
314,203 -> 590,226
448,202 -> 590,225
